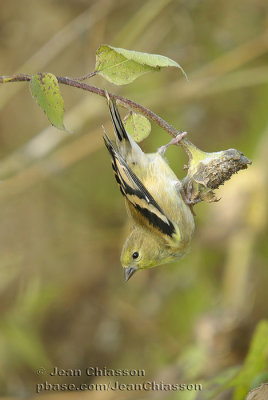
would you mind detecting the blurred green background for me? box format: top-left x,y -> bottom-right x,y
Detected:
0,0 -> 267,399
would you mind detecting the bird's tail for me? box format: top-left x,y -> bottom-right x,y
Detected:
106,91 -> 129,143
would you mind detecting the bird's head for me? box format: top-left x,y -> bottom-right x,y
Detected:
121,229 -> 161,280
120,228 -> 182,281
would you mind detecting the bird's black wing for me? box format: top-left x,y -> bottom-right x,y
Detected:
103,133 -> 176,237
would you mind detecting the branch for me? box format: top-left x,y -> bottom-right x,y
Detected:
0,73 -> 180,138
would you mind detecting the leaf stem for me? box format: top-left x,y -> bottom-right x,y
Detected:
63,71 -> 97,81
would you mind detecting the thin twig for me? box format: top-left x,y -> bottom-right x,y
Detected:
0,73 -> 181,138
0,74 -> 32,83
57,77 -> 181,137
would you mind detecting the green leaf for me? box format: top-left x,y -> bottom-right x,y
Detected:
30,73 -> 66,131
95,45 -> 187,85
123,112 -> 151,142
233,320 -> 268,400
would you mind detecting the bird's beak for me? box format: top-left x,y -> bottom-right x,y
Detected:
124,266 -> 137,281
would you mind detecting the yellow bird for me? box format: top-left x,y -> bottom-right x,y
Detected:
103,95 -> 195,280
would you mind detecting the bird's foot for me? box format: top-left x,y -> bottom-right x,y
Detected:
158,131 -> 187,156
179,181 -> 202,216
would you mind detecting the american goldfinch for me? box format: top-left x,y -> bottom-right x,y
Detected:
103,95 -> 195,280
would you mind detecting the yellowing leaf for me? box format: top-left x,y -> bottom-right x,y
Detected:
95,45 -> 187,85
30,73 -> 66,131
124,112 -> 151,143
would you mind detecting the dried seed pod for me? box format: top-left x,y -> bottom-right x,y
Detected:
191,148 -> 251,189
180,139 -> 252,205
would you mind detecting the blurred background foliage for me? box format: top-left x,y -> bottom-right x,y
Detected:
0,0 -> 267,399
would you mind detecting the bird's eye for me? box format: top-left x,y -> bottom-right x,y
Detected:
132,252 -> 139,259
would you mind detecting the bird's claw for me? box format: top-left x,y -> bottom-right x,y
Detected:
158,131 -> 187,156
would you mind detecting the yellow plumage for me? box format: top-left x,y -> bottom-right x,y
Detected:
104,95 -> 195,280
